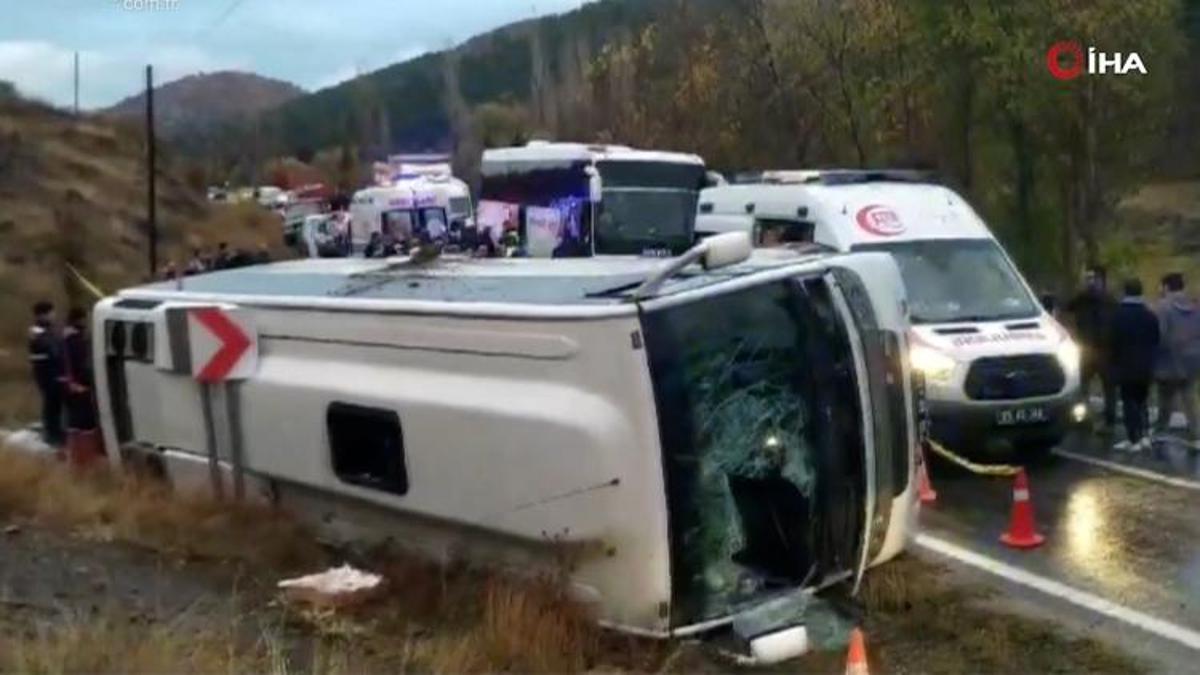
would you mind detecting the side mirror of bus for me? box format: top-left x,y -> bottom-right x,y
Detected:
702,232 -> 753,270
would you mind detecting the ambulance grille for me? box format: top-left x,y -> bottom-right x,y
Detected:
964,355 -> 1065,401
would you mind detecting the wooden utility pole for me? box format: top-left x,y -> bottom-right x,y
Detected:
73,52 -> 79,115
146,65 -> 158,277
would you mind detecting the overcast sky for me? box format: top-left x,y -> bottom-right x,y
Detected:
0,0 -> 589,110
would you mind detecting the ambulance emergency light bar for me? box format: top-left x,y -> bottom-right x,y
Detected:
732,169 -> 937,186
387,154 -> 453,178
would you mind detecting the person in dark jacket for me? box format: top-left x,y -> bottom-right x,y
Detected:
213,242 -> 232,270
1109,279 -> 1161,452
27,301 -> 65,446
1066,266 -> 1118,431
62,307 -> 97,433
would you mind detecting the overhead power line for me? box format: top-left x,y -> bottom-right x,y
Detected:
202,0 -> 251,36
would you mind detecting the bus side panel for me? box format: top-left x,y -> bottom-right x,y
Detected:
95,303 -> 675,634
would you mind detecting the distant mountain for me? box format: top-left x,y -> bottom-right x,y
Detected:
104,71 -> 305,137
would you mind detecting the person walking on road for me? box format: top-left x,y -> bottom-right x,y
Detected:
1067,266 -> 1118,432
1154,273 -> 1200,447
1110,279 -> 1161,452
27,301 -> 65,447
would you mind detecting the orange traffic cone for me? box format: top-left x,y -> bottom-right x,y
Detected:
65,429 -> 105,469
845,628 -> 869,675
918,447 -> 938,504
1000,468 -> 1044,549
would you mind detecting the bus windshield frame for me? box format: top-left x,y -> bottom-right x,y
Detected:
595,159 -> 705,256
639,273 -> 868,627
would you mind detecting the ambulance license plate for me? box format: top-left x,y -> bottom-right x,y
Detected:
996,406 -> 1048,426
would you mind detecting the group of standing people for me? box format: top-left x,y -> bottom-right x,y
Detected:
162,242 -> 271,280
27,301 -> 96,448
1067,267 -> 1200,452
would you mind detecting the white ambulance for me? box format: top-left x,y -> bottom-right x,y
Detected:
697,170 -> 1085,457
350,160 -> 474,255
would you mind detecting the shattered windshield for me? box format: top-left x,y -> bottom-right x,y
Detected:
642,276 -> 865,626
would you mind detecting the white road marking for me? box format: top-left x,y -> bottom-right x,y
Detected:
916,533 -> 1200,652
1052,448 -> 1200,493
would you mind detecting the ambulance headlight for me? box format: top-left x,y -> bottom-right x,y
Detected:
909,344 -> 956,383
1056,337 -> 1081,373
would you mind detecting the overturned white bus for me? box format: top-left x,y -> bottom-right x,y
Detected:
90,234 -> 920,653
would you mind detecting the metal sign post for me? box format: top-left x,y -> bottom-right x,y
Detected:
198,383 -> 225,501
161,304 -> 258,502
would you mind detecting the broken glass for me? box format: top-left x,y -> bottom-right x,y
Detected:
642,275 -> 865,627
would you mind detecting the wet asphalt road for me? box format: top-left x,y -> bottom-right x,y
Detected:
919,427 -> 1200,670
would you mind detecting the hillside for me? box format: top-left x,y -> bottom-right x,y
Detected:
0,95 -> 285,423
196,0 -> 691,179
269,0 -> 663,148
1110,180 -> 1200,288
104,71 -> 305,138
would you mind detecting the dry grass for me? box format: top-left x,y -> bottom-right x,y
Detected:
0,445 -> 1148,674
858,555 -> 1142,675
0,445 -> 646,674
0,446 -> 323,572
1120,180 -> 1200,216
410,576 -> 602,673
0,378 -> 37,427
0,611 -> 277,675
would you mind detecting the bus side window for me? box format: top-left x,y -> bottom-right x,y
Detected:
328,403 -> 408,496
756,218 -> 815,247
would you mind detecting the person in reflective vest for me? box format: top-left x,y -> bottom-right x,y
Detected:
28,300 -> 65,446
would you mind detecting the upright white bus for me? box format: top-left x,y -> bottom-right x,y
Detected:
479,141 -> 708,258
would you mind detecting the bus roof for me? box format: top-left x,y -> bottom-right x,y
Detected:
481,141 -> 704,175
120,250 -> 832,311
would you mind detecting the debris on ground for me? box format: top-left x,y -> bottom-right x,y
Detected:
278,564 -> 384,609
2,428 -> 53,456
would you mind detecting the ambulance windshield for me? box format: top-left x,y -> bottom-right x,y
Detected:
854,238 -> 1039,324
